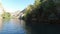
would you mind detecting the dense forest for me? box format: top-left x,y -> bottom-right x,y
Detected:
21,0 -> 60,24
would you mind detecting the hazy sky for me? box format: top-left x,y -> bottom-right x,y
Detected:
1,0 -> 34,13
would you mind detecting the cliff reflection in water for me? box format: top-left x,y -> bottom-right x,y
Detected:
0,18 -> 3,31
0,18 -> 59,34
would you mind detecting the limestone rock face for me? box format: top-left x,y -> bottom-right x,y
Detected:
0,3 -> 3,14
0,2 -> 5,17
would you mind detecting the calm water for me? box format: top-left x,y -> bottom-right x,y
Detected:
0,18 -> 60,34
0,19 -> 27,34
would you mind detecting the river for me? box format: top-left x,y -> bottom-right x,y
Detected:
0,19 -> 30,34
0,18 -> 60,34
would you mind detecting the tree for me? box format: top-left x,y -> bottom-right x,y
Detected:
1,12 -> 11,19
23,0 -> 58,24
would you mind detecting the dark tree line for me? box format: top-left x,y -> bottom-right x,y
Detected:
22,0 -> 60,24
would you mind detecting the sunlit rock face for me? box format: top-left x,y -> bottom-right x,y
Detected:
0,2 -> 4,17
0,7 -> 3,14
0,2 -> 3,29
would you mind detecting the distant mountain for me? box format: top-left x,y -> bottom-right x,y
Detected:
20,8 -> 27,13
12,8 -> 27,19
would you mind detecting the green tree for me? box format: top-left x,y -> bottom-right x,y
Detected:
23,0 -> 58,24
1,12 -> 11,19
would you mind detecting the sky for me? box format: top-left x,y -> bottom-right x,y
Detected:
1,0 -> 35,13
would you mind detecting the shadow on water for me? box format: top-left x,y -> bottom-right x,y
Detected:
25,21 -> 60,34
0,18 -> 60,34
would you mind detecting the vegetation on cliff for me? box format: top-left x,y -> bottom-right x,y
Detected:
1,12 -> 11,19
21,0 -> 60,24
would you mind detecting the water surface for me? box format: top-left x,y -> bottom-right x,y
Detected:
0,19 -> 27,34
0,18 -> 60,34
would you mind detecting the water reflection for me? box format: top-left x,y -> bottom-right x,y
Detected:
0,18 -> 59,34
0,18 -> 3,31
0,18 -> 26,34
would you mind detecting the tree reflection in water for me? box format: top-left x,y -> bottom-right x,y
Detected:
0,18 -> 56,34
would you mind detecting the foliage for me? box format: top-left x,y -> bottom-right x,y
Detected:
1,12 -> 11,19
22,0 -> 58,24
